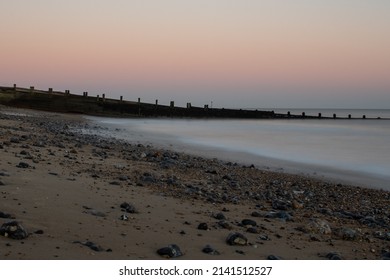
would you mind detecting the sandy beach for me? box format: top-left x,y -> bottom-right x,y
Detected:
1,106 -> 390,260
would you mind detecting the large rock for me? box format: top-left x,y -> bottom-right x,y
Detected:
0,221 -> 29,239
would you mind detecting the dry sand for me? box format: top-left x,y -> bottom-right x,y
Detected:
0,106 -> 389,260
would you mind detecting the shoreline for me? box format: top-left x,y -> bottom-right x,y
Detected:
84,115 -> 390,190
1,106 -> 390,260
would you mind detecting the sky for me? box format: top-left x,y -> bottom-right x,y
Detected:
1,0 -> 390,109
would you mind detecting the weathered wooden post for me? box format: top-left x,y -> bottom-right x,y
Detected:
120,96 -> 123,102
102,94 -> 105,102
187,103 -> 191,109
13,84 -> 17,91
348,114 -> 351,119
302,112 -> 305,118
170,101 -> 175,108
287,111 -> 291,118
30,86 -> 34,94
363,115 -> 366,119
48,88 -> 53,94
155,99 -> 158,105
333,113 -> 336,119
318,113 -> 322,118
97,95 -> 100,101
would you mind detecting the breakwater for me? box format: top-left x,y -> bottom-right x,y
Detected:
0,85 -> 379,119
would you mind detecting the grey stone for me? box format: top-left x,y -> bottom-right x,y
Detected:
198,223 -> 208,230
202,245 -> 220,255
157,244 -> 183,258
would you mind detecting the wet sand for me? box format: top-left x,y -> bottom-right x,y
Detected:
0,106 -> 389,260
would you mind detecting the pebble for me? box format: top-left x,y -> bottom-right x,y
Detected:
73,241 -> 105,252
120,202 -> 137,213
267,255 -> 283,260
212,212 -> 226,220
0,221 -> 29,240
16,162 -> 30,168
198,223 -> 208,230
202,245 -> 220,255
326,252 -> 343,260
241,219 -> 257,227
226,232 -> 248,246
157,244 -> 183,258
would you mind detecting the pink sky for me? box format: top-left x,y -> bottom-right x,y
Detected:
1,0 -> 390,108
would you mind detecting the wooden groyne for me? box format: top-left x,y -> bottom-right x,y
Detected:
0,85 -> 382,119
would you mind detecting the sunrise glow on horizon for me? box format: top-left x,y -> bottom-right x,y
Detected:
1,0 -> 390,108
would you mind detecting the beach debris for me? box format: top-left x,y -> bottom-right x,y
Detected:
16,162 -> 30,168
202,245 -> 220,255
197,223 -> 208,230
226,232 -> 248,246
120,202 -> 137,213
157,244 -> 183,258
0,221 -> 29,239
241,219 -> 257,227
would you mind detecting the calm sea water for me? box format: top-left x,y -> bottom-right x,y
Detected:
86,109 -> 390,189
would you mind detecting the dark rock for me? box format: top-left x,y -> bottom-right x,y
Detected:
251,211 -> 262,217
272,199 -> 291,210
0,211 -> 13,219
0,221 -> 29,239
267,255 -> 283,260
0,172 -> 10,177
235,250 -> 245,255
202,245 -> 220,255
265,211 -> 293,221
0,180 -> 5,186
334,227 -> 358,241
74,241 -> 104,252
109,181 -> 121,186
226,232 -> 248,246
157,244 -> 183,258
120,202 -> 137,213
241,219 -> 257,227
382,252 -> 390,260
10,137 -> 20,143
326,252 -> 343,260
34,230 -> 44,234
258,234 -> 270,241
218,220 -> 233,230
213,212 -> 226,220
16,162 -> 30,168
118,175 -> 128,181
246,227 -> 259,234
198,223 -> 208,230
373,231 -> 390,241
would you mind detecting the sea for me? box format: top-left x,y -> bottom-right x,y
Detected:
84,109 -> 390,190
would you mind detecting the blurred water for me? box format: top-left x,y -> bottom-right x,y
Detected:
87,110 -> 390,189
